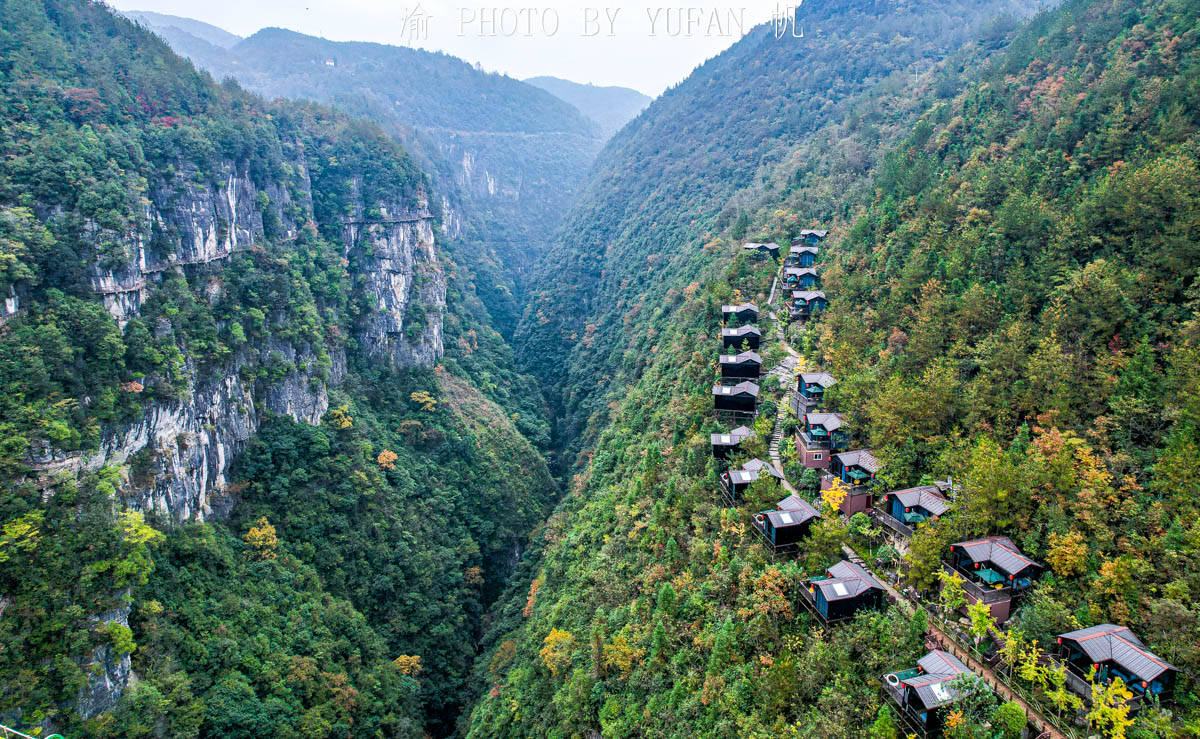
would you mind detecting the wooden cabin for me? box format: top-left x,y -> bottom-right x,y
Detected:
719,350 -> 762,380
721,303 -> 759,325
801,560 -> 886,624
742,241 -> 781,259
719,458 -> 782,502
827,450 -> 880,515
790,290 -> 827,318
883,650 -> 974,738
713,381 -> 759,414
797,372 -> 836,410
796,228 -> 828,246
783,266 -> 819,289
878,485 -> 951,538
787,244 -> 819,267
710,425 -> 754,459
753,494 -> 820,554
721,324 -> 761,351
1057,625 -> 1177,701
797,412 -> 850,469
944,536 -> 1041,623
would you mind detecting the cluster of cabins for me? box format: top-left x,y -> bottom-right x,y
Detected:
720,229 -> 1177,736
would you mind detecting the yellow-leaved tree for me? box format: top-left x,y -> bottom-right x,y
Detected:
244,517 -> 278,560
539,629 -> 574,677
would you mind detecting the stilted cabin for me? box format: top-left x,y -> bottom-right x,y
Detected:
796,228 -> 828,246
790,290 -> 827,318
713,381 -> 759,414
944,536 -> 1041,623
783,266 -> 819,289
787,245 -> 819,268
742,241 -> 781,259
800,560 -> 886,624
719,350 -> 762,380
877,484 -> 951,538
710,425 -> 754,459
1057,625 -> 1177,702
721,324 -> 761,351
722,303 -> 759,325
797,412 -> 850,469
720,458 -> 782,502
827,450 -> 880,515
883,650 -> 974,738
753,494 -> 820,554
796,372 -> 836,411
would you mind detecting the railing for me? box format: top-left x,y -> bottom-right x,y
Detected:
872,507 -> 914,538
1,726 -> 64,739
941,563 -> 1011,605
880,676 -> 932,738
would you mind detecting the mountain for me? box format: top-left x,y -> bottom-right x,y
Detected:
122,10 -> 242,49
0,0 -> 555,735
525,76 -> 651,138
465,0 -> 1200,734
123,13 -> 608,337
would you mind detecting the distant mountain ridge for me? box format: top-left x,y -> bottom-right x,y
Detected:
525,76 -> 651,137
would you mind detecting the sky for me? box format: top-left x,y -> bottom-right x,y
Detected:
106,0 -> 789,96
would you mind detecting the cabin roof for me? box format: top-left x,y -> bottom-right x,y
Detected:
789,245 -> 819,255
835,449 -> 881,473
742,458 -> 784,479
727,469 -> 760,485
784,267 -> 818,276
765,501 -> 819,528
1059,625 -> 1176,682
742,241 -> 780,252
722,302 -> 759,313
816,560 -> 884,601
710,426 -> 755,446
901,650 -> 973,710
713,381 -> 760,398
806,412 -> 845,432
722,325 -> 761,337
887,485 -> 951,516
798,229 -> 829,238
951,536 -> 1039,576
720,350 -> 762,365
777,494 -> 822,518
800,372 -> 837,388
791,290 -> 826,301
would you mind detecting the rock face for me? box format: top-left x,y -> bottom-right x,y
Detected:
75,600 -> 134,721
28,156 -> 440,523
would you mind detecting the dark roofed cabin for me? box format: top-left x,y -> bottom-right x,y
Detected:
944,536 -> 1041,623
721,303 -> 759,325
790,290 -> 827,318
828,450 -> 880,515
883,650 -> 974,738
1057,625 -> 1177,702
742,241 -> 781,258
752,495 -> 820,554
801,560 -> 886,624
787,244 -> 819,267
797,372 -> 836,410
719,458 -> 781,502
713,381 -> 759,414
796,229 -> 828,246
798,412 -> 850,469
783,267 -> 819,289
878,484 -> 951,538
721,324 -> 761,350
710,425 -> 753,459
719,350 -> 762,380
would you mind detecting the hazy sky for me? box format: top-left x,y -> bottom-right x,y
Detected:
106,1 -> 788,96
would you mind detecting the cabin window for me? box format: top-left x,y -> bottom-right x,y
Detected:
814,453 -> 823,460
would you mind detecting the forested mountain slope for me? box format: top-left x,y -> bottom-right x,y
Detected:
467,0 -> 1200,735
524,76 -> 651,138
125,13 -> 608,336
516,0 -> 1045,459
0,0 -> 554,735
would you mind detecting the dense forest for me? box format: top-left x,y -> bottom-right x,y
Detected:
467,0 -> 1200,736
0,0 -> 555,735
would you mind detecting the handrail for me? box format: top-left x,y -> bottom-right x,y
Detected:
1,725 -> 64,739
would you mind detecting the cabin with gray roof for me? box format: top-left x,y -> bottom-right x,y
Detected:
721,303 -> 759,325
883,650 -> 976,737
944,536 -> 1041,623
720,458 -> 782,502
797,372 -> 836,410
1057,625 -> 1177,701
878,484 -> 952,538
710,425 -> 754,459
783,266 -> 819,289
787,244 -> 819,267
721,324 -> 761,350
719,350 -> 762,379
712,381 -> 759,414
798,412 -> 850,469
790,290 -> 827,318
741,241 -> 781,258
752,494 -> 821,554
801,560 -> 886,623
